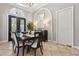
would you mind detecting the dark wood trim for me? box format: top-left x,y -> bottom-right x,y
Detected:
8,15 -> 26,19
8,15 -> 26,41
8,15 -> 11,41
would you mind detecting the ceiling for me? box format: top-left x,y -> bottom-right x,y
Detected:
9,3 -> 48,13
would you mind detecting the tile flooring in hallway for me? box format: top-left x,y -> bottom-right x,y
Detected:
0,41 -> 79,56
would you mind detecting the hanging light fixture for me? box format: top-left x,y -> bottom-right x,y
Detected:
28,3 -> 34,7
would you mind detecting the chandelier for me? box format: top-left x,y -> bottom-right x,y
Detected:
26,3 -> 34,7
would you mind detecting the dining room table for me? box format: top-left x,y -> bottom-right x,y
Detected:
16,33 -> 40,56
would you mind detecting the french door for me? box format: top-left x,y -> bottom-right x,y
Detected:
8,15 -> 26,41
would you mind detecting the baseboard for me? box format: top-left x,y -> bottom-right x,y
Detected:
0,40 -> 8,43
73,46 -> 79,49
52,40 -> 58,43
48,40 -> 51,41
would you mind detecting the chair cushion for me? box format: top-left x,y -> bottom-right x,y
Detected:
31,39 -> 38,48
15,41 -> 33,47
25,42 -> 33,45
31,31 -> 35,35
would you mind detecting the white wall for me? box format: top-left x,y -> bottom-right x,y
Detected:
33,3 -> 79,47
74,4 -> 79,46
33,3 -> 74,41
0,10 -> 3,40
56,7 -> 73,46
41,3 -> 75,41
0,3 -> 32,41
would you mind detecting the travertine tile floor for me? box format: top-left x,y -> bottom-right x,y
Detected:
0,41 -> 79,56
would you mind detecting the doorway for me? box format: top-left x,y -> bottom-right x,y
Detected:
8,15 -> 26,41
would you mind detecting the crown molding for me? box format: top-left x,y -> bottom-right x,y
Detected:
8,3 -> 48,13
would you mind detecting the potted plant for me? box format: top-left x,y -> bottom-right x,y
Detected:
27,22 -> 34,34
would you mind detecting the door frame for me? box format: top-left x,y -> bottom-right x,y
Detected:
56,6 -> 74,47
8,15 -> 26,41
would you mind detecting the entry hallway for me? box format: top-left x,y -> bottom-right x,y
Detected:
0,41 -> 79,56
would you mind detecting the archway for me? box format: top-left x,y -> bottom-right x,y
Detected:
34,8 -> 53,41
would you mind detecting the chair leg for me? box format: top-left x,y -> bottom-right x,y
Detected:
12,41 -> 15,52
34,49 -> 36,56
40,46 -> 43,55
41,42 -> 43,49
27,46 -> 31,53
17,47 -> 19,56
14,47 -> 16,53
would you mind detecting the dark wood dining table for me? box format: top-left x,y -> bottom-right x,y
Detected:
16,33 -> 39,56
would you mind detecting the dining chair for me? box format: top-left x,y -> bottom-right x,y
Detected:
34,31 -> 43,49
30,32 -> 43,56
11,32 -> 33,56
12,32 -> 24,56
